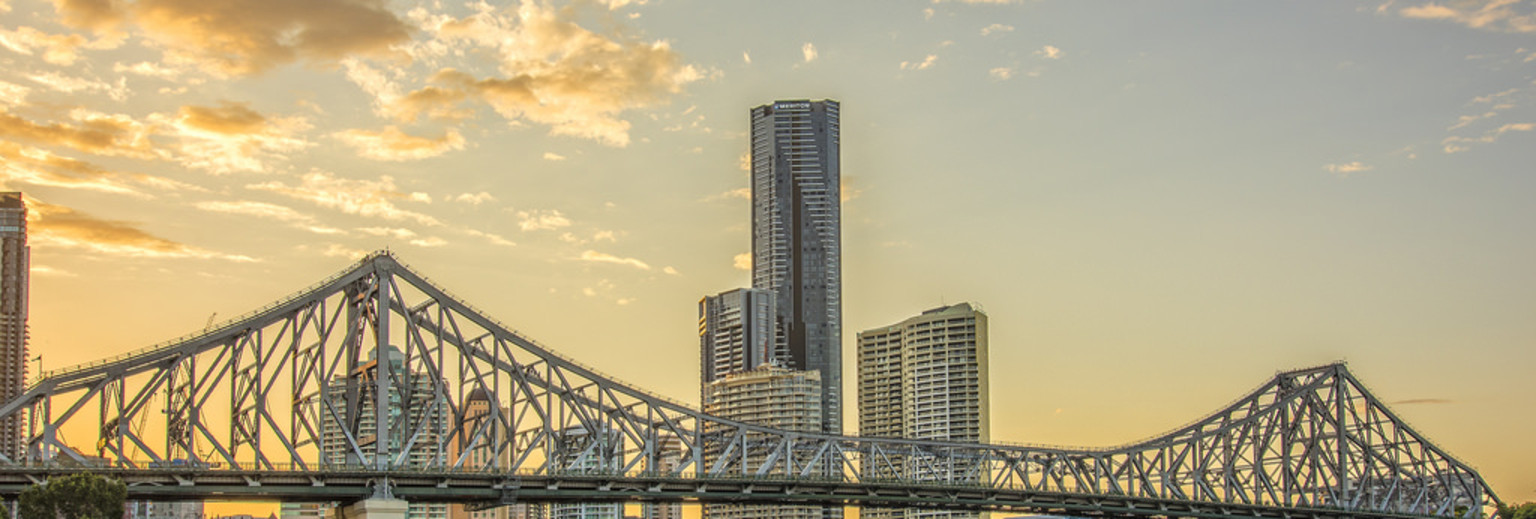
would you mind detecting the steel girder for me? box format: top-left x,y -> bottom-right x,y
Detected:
0,252 -> 1500,519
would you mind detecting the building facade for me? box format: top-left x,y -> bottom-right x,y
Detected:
857,303 -> 990,519
0,193 -> 26,461
701,366 -> 824,519
641,435 -> 684,519
749,99 -> 842,436
449,389 -> 544,519
286,345 -> 450,519
127,500 -> 204,519
549,426 -> 623,519
699,288 -> 778,395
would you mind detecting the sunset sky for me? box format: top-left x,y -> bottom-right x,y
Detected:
2,0 -> 1533,506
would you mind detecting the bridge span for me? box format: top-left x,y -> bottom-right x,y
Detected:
0,252 -> 1501,519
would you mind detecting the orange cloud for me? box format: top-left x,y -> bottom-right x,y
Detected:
1398,0 -> 1536,33
48,0 -> 127,32
0,109 -> 157,158
0,140 -> 198,196
247,170 -> 440,226
179,101 -> 268,135
29,201 -> 253,260
334,125 -> 465,161
132,0 -> 412,76
358,1 -> 705,147
159,101 -> 312,174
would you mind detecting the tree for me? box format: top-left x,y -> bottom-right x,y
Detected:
1498,502 -> 1536,519
17,472 -> 126,519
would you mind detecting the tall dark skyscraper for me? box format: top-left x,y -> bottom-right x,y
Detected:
750,99 -> 841,434
0,193 -> 27,461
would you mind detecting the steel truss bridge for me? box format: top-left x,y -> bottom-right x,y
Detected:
0,252 -> 1500,519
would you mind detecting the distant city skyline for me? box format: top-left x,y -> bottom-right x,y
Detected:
0,0 -> 1529,509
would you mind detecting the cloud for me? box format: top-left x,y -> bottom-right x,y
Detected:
516,208 -> 572,231
900,54 -> 939,71
49,0 -> 128,31
742,51 -> 751,64
247,170 -> 441,225
802,42 -> 818,63
703,187 -> 750,202
979,23 -> 1014,36
30,265 -> 75,277
1397,0 -> 1536,33
358,226 -> 417,239
131,0 -> 413,76
317,243 -> 367,259
464,228 -> 515,247
933,0 -> 1023,3
194,200 -> 342,234
733,252 -> 751,271
160,101 -> 313,174
113,61 -> 187,81
543,151 -> 567,161
0,81 -> 29,107
409,236 -> 447,247
29,201 -> 254,261
1324,161 -> 1373,175
0,26 -> 89,65
662,266 -> 679,276
25,71 -> 129,100
1442,121 -> 1534,152
1036,45 -> 1063,59
0,140 -> 196,196
368,1 -> 706,147
0,109 -> 157,158
454,192 -> 496,205
578,250 -> 650,270
334,126 -> 465,161
989,67 -> 1015,80
1392,398 -> 1454,405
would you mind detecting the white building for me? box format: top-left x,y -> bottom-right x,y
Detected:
857,303 -> 990,519
701,366 -> 823,519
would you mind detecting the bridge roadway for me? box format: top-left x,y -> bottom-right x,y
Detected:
0,464 -> 1433,519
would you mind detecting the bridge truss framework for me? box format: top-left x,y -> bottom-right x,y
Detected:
0,252 -> 1500,519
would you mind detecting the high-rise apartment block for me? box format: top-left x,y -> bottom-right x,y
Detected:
0,193 -> 26,461
641,435 -> 684,519
750,99 -> 842,435
699,288 -> 778,393
290,345 -> 450,519
857,303 -> 990,519
702,366 -> 824,519
549,426 -> 623,519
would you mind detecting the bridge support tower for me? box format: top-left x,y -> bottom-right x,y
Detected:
328,499 -> 408,519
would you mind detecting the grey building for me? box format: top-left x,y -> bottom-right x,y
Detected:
0,193 -> 26,461
699,287 -> 778,396
749,99 -> 842,435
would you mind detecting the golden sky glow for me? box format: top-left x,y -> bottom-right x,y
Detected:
2,0 -> 1534,510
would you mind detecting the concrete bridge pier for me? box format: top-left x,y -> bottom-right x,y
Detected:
328,499 -> 409,519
